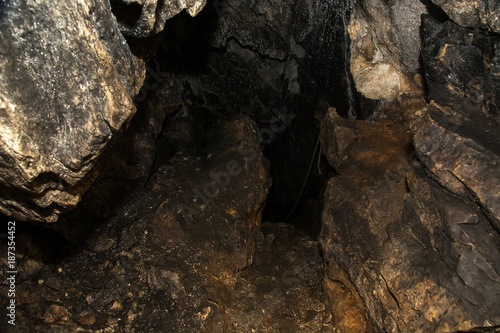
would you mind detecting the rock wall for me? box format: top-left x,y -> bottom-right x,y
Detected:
431,0 -> 500,33
0,0 -> 206,222
320,1 -> 500,332
320,108 -> 500,331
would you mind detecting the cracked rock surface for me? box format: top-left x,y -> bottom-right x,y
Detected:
320,108 -> 500,332
0,0 -> 144,222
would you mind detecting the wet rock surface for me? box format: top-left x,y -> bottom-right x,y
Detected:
320,108 -> 500,331
1,0 -> 500,332
0,0 -> 144,222
0,0 -> 206,223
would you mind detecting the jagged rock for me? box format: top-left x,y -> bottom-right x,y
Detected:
348,14 -> 414,100
0,117 -> 276,331
198,0 -> 357,117
205,0 -> 299,60
79,72 -> 183,219
348,0 -> 426,101
431,0 -> 500,33
411,104 -> 500,230
0,0 -> 145,222
110,0 -> 207,38
320,109 -> 500,331
415,16 -> 500,228
421,15 -> 500,124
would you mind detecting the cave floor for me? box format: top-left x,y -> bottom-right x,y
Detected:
1,118 -> 339,332
1,221 -> 332,332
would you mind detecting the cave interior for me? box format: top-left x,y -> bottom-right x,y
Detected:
1,0 -> 500,331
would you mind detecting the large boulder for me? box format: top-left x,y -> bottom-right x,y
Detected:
0,0 -> 206,223
0,0 -> 144,222
320,109 -> 500,331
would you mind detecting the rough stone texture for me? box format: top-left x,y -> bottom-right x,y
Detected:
0,0 -> 145,222
431,0 -> 500,33
347,0 -> 426,101
413,16 -> 500,229
320,109 -> 500,332
348,12 -> 414,100
421,16 -> 500,124
411,103 -> 500,230
205,0 -> 299,60
110,0 -> 207,38
197,0 -> 358,118
0,117 -> 335,332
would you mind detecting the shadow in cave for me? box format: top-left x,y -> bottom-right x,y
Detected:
0,214 -> 75,269
261,97 -> 335,237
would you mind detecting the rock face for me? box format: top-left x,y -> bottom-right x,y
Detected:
0,0 -> 206,223
0,0 -> 144,222
420,16 -> 500,125
320,109 -> 500,332
1,117 -> 277,331
320,7 -> 500,332
110,0 -> 207,38
414,16 -> 500,232
431,0 -> 500,33
348,0 -> 426,100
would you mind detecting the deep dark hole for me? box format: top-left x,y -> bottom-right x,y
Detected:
146,10 -> 337,236
420,0 -> 449,23
109,0 -> 143,31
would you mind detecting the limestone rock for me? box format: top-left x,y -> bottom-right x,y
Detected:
0,0 -> 146,222
421,15 -> 500,124
110,0 -> 207,38
206,0 -> 299,60
431,0 -> 500,33
415,16 -> 500,228
320,110 -> 500,331
411,104 -> 500,230
348,0 -> 425,100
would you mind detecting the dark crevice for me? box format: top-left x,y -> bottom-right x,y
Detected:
420,0 -> 449,23
109,0 -> 143,32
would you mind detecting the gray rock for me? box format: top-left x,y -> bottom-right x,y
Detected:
0,0 -> 145,222
415,16 -> 500,229
431,0 -> 500,33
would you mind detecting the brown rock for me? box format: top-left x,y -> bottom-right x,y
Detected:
41,304 -> 72,324
320,109 -> 500,331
